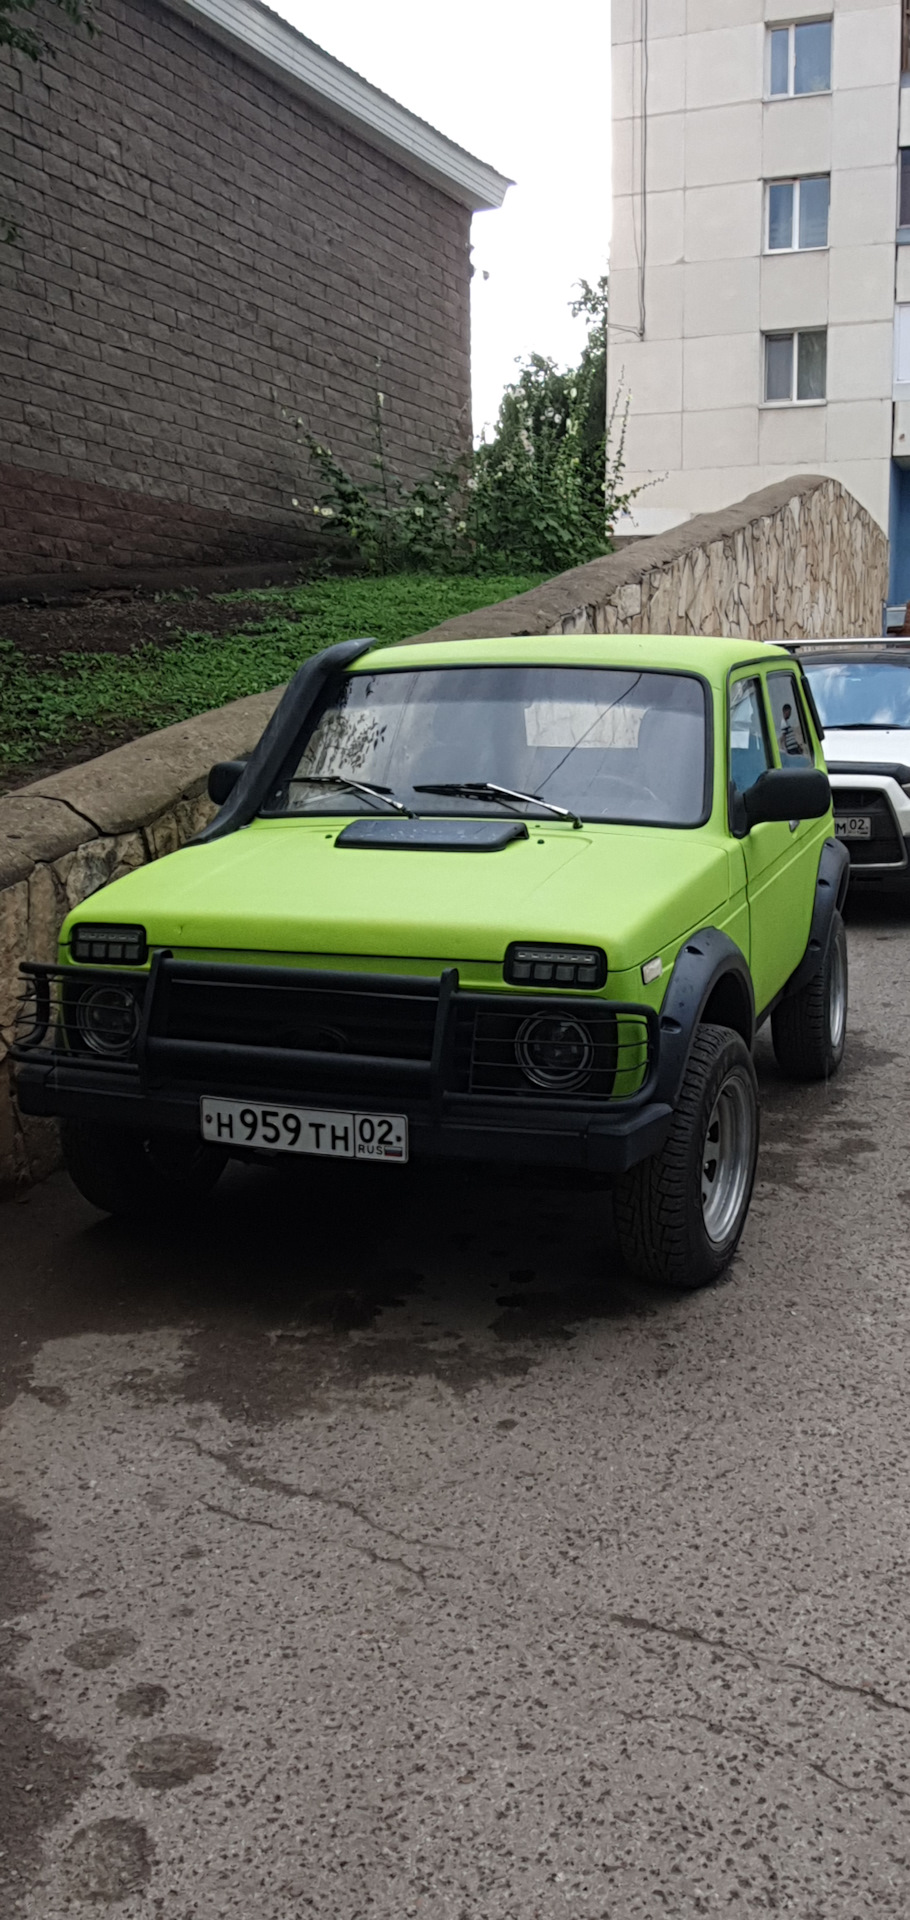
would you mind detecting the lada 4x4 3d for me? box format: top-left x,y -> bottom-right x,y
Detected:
13,633 -> 849,1291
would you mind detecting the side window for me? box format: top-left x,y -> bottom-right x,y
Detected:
729,678 -> 773,797
766,672 -> 813,767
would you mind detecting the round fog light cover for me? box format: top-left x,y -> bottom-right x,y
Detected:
516,1013 -> 594,1090
76,985 -> 139,1056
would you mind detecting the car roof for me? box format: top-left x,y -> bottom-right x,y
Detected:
354,633 -> 791,680
793,640 -> 910,666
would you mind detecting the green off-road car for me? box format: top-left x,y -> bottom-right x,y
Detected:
14,633 -> 848,1289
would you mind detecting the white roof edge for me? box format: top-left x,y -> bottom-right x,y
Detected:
161,0 -> 513,211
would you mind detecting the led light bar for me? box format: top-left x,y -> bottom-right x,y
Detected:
70,923 -> 148,966
504,943 -> 607,990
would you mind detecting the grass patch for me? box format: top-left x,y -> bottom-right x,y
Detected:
0,571 -> 544,780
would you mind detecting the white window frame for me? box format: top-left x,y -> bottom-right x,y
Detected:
766,19 -> 833,100
895,304 -> 910,397
764,175 -> 830,253
762,329 -> 828,407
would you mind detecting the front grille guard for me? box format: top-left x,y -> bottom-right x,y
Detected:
12,958 -> 661,1115
10,963 -> 148,1073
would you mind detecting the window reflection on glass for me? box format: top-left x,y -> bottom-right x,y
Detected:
269,666 -> 710,826
729,679 -> 772,795
793,20 -> 831,93
900,150 -> 910,228
767,178 -> 829,251
798,176 -> 829,248
769,27 -> 789,95
768,182 -> 793,250
767,674 -> 813,767
765,334 -> 794,403
768,20 -> 831,97
803,662 -> 910,729
797,330 -> 827,401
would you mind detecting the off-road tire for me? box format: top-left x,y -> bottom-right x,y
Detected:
770,910 -> 847,1082
613,1023 -> 759,1291
61,1120 -> 225,1218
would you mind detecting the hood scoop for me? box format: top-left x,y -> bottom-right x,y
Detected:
335,818 -> 529,852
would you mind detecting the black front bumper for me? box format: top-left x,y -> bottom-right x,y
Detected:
13,959 -> 673,1176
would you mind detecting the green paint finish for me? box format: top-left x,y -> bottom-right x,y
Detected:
60,633 -> 832,1023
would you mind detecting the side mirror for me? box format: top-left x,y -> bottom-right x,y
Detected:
207,759 -> 248,805
744,767 -> 830,828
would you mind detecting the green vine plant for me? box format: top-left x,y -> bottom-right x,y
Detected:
292,279 -> 647,577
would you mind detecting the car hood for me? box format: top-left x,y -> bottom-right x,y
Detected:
824,727 -> 910,769
66,818 -> 731,974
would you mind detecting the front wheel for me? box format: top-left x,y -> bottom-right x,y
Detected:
61,1120 -> 225,1218
613,1024 -> 759,1290
770,910 -> 847,1082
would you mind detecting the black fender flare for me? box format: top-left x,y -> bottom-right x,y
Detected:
653,928 -> 755,1107
780,835 -> 850,999
191,635 -> 380,844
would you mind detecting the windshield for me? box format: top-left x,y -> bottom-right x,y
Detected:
803,660 -> 910,729
263,665 -> 709,826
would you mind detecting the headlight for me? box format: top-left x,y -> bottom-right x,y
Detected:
505,943 -> 606,988
515,1013 -> 594,1090
75,985 -> 141,1057
71,924 -> 147,965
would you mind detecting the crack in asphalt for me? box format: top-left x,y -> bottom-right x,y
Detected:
200,1496 -> 428,1589
190,1441 -> 446,1572
605,1611 -> 910,1718
612,1702 -> 908,1805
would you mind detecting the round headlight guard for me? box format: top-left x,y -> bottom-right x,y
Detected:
515,1012 -> 594,1090
75,985 -> 140,1057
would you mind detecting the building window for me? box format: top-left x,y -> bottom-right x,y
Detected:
895,305 -> 910,391
768,20 -> 832,97
766,176 -> 830,251
764,330 -> 827,404
900,150 -> 910,234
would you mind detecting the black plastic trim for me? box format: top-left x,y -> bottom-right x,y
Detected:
653,929 -> 756,1106
190,636 -> 380,844
780,836 -> 850,998
826,761 -> 910,783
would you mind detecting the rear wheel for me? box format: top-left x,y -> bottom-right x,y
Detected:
770,911 -> 847,1082
61,1120 -> 225,1218
613,1024 -> 759,1290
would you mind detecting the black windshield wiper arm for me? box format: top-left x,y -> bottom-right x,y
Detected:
828,722 -> 902,731
413,781 -> 582,829
292,775 -> 414,817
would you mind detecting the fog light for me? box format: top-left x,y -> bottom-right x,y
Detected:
515,1013 -> 594,1090
75,985 -> 140,1056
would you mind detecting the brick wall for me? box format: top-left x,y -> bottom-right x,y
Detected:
0,0 -> 472,576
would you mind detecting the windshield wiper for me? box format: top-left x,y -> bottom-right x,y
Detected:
413,780 -> 582,829
291,775 -> 414,817
829,722 -> 903,730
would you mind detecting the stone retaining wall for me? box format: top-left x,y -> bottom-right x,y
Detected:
0,473 -> 889,1194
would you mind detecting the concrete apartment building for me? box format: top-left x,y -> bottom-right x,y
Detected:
609,0 -> 910,618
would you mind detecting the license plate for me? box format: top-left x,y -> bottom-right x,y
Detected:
200,1098 -> 408,1162
835,815 -> 872,840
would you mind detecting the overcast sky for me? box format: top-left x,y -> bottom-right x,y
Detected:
275,0 -> 612,437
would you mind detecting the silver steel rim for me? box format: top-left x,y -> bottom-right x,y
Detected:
701,1073 -> 755,1247
828,937 -> 847,1050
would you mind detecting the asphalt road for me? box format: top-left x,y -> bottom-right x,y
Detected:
2,892 -> 910,1919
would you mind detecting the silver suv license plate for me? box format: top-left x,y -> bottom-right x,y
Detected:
835,815 -> 872,840
200,1098 -> 408,1162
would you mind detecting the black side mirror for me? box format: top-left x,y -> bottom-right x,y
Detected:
744,767 -> 830,828
207,759 -> 248,805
